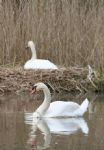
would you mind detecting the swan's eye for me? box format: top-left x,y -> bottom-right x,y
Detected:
31,85 -> 37,94
32,85 -> 37,90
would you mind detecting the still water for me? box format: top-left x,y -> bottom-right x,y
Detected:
0,93 -> 104,150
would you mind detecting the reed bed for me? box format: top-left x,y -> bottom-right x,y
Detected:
0,66 -> 98,94
0,0 -> 104,71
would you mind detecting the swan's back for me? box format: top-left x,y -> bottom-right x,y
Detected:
44,101 -> 80,117
24,59 -> 58,70
44,99 -> 89,117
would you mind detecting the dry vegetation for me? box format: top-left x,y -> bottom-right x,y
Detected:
0,0 -> 104,71
0,0 -> 104,94
0,66 -> 99,94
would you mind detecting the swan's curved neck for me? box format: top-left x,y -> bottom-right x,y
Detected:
36,87 -> 51,116
30,45 -> 37,59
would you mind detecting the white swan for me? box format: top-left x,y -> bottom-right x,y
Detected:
31,82 -> 89,117
24,41 -> 58,70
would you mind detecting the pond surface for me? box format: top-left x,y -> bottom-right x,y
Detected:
0,93 -> 104,150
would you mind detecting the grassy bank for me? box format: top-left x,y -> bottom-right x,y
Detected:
0,0 -> 104,71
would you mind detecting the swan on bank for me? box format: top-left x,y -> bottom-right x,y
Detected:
30,82 -> 89,118
24,41 -> 58,70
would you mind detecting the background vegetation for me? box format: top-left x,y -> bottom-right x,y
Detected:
0,0 -> 104,71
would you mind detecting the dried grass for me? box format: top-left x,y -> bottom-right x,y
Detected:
0,1 -> 104,71
0,66 -> 94,94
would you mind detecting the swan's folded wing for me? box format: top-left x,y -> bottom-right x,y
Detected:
24,59 -> 58,70
44,101 -> 80,117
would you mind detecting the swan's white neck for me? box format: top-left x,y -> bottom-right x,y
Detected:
36,87 -> 51,117
30,44 -> 37,59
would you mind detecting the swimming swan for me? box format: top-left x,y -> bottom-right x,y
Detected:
24,41 -> 58,70
31,82 -> 89,117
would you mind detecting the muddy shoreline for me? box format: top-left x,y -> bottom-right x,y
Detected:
0,66 -> 100,95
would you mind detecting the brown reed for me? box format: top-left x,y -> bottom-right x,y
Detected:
0,0 -> 104,72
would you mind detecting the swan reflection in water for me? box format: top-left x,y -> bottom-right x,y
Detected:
25,113 -> 89,149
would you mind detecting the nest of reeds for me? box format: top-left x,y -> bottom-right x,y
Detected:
0,66 -> 97,94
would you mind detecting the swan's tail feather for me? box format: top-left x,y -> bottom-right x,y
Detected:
74,98 -> 89,116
